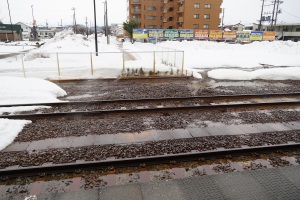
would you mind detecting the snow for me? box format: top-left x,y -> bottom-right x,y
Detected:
208,67 -> 300,80
0,77 -> 67,151
0,41 -> 37,55
0,118 -> 31,151
0,106 -> 51,115
126,40 -> 300,80
1,30 -> 299,80
0,77 -> 67,105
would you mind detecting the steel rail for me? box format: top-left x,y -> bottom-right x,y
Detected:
1,93 -> 300,108
1,143 -> 299,178
1,100 -> 300,120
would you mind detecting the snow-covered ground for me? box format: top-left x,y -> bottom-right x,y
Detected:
0,77 -> 66,151
1,30 -> 299,80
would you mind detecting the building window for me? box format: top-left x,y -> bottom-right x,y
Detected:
193,24 -> 199,29
148,25 -> 157,29
148,16 -> 157,20
205,4 -> 211,9
296,28 -> 300,32
194,14 -> 199,19
194,3 -> 200,9
204,14 -> 210,19
203,24 -> 209,29
148,6 -> 157,11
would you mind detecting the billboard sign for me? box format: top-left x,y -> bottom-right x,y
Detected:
148,29 -> 164,39
250,31 -> 264,41
164,29 -> 179,39
133,29 -> 148,39
209,30 -> 223,40
194,30 -> 209,40
236,31 -> 250,41
263,32 -> 276,41
179,29 -> 194,39
223,31 -> 236,40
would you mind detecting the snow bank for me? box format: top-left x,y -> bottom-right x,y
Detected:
0,77 -> 67,151
208,67 -> 300,80
0,77 -> 67,105
157,40 -> 300,69
0,119 -> 31,151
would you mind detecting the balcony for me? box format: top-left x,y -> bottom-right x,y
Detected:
177,6 -> 184,13
177,17 -> 183,22
131,0 -> 141,4
131,8 -> 141,14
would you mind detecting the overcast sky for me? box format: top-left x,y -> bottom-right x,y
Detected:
0,0 -> 299,27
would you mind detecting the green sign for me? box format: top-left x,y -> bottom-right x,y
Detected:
164,30 -> 179,39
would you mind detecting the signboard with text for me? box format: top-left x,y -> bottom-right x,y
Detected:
179,29 -> 194,39
236,31 -> 250,41
194,30 -> 209,40
164,29 -> 179,39
133,29 -> 148,39
263,32 -> 276,41
209,30 -> 223,40
223,31 -> 236,40
148,29 -> 164,39
250,31 -> 264,41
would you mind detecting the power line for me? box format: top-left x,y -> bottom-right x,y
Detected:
281,9 -> 300,19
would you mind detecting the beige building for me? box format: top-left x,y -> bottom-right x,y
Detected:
127,0 -> 223,30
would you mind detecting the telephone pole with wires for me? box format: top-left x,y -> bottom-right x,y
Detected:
72,7 -> 77,34
258,0 -> 265,31
6,0 -> 15,41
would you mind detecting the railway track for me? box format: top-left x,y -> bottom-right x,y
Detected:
1,92 -> 300,187
1,142 -> 299,178
1,93 -> 300,120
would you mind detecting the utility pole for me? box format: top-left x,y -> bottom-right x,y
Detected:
93,0 -> 98,56
85,17 -> 88,37
6,0 -> 15,41
105,0 -> 110,44
72,7 -> 77,34
271,0 -> 277,31
274,0 -> 282,28
259,0 -> 265,31
221,8 -> 225,30
103,2 -> 106,36
31,5 -> 37,41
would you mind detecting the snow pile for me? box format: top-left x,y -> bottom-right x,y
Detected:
208,67 -> 300,80
0,77 -> 67,151
156,40 -> 300,69
0,119 -> 31,151
0,77 -> 67,105
0,31 -> 123,79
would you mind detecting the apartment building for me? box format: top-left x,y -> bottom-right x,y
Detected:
127,0 -> 223,30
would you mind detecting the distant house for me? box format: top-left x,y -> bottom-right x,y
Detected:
111,23 -> 125,38
223,23 -> 244,31
36,26 -> 56,39
273,23 -> 300,42
0,24 -> 22,41
16,22 -> 32,40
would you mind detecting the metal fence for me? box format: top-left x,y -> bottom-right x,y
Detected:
0,48 -> 185,79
